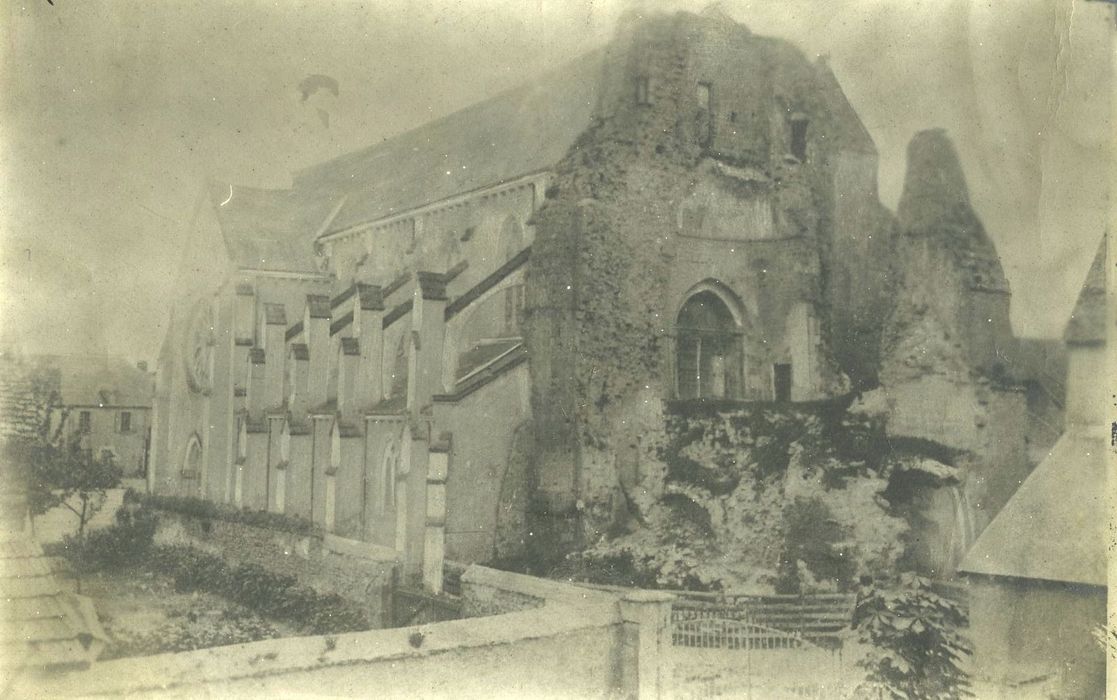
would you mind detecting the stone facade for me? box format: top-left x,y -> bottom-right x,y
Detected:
150,9 -> 1020,587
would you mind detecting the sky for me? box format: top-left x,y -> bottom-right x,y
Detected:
0,0 -> 1110,364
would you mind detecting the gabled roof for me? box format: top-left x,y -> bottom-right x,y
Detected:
208,181 -> 338,274
31,355 -> 152,408
1064,235 -> 1106,345
958,429 -> 1106,587
814,58 -> 876,156
299,48 -> 605,237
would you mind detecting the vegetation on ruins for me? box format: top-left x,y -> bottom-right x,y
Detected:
569,396 -> 963,593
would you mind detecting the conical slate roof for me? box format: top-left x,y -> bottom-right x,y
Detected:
1064,235 -> 1107,345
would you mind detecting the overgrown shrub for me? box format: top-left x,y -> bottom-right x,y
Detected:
127,490 -> 319,536
776,497 -> 856,594
145,545 -> 369,635
102,609 -> 281,660
853,573 -> 972,699
60,504 -> 158,572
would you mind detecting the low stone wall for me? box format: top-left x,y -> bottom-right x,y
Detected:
460,564 -> 617,617
28,566 -> 675,699
153,511 -> 397,626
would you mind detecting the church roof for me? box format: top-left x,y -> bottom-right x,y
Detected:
1064,235 -> 1107,345
208,182 -> 339,274
299,48 -> 605,237
958,429 -> 1106,587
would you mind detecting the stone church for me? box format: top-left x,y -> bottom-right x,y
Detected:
150,9 -> 1023,587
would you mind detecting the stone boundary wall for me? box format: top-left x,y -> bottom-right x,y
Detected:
28,566 -> 679,699
460,564 -> 619,617
153,510 -> 398,626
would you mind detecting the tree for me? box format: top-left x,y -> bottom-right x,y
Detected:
9,432 -> 122,542
853,573 -> 972,699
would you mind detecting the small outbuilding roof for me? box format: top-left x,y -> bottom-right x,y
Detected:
958,429 -> 1106,587
0,528 -> 109,670
1064,236 -> 1107,345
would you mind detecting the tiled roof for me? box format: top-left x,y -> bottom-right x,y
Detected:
28,355 -> 152,408
959,429 -> 1106,587
1064,236 -> 1106,345
299,49 -> 604,236
0,529 -> 109,670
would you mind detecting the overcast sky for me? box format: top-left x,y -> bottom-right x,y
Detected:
0,0 -> 1110,364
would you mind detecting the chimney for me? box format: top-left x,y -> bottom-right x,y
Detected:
355,284 -> 385,407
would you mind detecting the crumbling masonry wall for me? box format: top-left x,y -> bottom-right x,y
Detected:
525,11 -> 895,560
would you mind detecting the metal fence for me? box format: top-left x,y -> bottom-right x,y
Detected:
670,592 -> 856,647
671,617 -> 819,651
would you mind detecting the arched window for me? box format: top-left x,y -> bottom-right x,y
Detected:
676,291 -> 743,399
182,434 -> 202,477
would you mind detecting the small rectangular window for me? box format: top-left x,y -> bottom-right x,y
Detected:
774,364 -> 792,402
78,411 -> 91,433
790,118 -> 809,161
119,411 -> 132,433
636,77 -> 651,105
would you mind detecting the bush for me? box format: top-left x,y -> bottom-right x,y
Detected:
144,545 -> 370,635
129,491 -> 319,536
60,504 -> 158,572
853,573 -> 972,699
776,497 -> 856,594
102,611 -> 281,660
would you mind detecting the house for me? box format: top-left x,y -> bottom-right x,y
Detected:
40,356 -> 154,479
958,237 -> 1108,698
